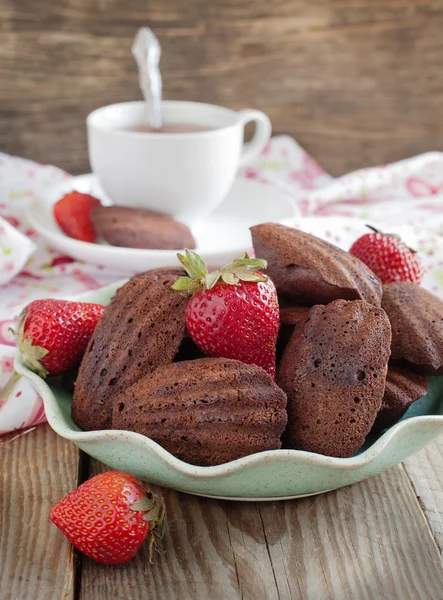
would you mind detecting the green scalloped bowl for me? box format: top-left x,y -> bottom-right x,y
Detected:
14,281 -> 443,501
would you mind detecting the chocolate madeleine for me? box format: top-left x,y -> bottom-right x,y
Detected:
382,281 -> 443,374
278,299 -> 391,458
72,268 -> 189,430
112,358 -> 287,466
92,205 -> 196,250
372,365 -> 428,433
251,223 -> 382,306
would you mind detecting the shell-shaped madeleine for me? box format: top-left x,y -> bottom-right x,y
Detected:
277,299 -> 391,458
251,223 -> 382,306
372,365 -> 429,433
382,281 -> 443,374
72,268 -> 188,431
91,205 -> 196,250
112,358 -> 288,466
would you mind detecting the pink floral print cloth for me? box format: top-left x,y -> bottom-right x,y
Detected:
1,141 -> 443,434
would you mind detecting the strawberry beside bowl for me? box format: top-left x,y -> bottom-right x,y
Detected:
14,279 -> 443,501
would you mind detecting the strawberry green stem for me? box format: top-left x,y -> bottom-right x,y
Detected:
13,310 -> 49,378
131,492 -> 166,563
365,224 -> 416,253
172,249 -> 268,295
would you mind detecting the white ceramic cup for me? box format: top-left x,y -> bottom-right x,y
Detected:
87,100 -> 271,222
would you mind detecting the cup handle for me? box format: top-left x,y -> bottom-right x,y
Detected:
237,109 -> 272,167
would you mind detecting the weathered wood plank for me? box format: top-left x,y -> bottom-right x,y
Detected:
0,424 -> 79,600
258,465 -> 443,600
1,0 -> 443,176
403,435 -> 443,556
80,459 -> 443,600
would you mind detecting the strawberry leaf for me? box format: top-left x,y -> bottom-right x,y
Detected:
233,257 -> 267,269
188,279 -> 203,295
172,250 -> 269,294
130,497 -> 157,512
19,338 -> 49,378
221,272 -> 239,285
177,249 -> 208,279
139,492 -> 167,563
205,270 -> 222,289
233,267 -> 268,282
171,277 -> 194,291
14,311 -> 49,378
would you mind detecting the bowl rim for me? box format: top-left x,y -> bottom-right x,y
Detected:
15,354 -> 443,479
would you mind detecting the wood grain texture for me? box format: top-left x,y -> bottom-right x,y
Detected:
0,424 -> 79,600
258,466 -> 443,600
404,435 -> 443,556
1,0 -> 443,176
80,459 -> 443,600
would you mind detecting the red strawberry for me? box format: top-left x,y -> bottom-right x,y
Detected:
349,226 -> 424,285
51,471 -> 165,565
172,250 -> 279,377
54,191 -> 101,242
14,299 -> 105,377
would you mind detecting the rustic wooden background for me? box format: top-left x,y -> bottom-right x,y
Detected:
1,0 -> 443,177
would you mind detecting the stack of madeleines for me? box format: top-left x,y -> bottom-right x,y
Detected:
71,223 -> 442,465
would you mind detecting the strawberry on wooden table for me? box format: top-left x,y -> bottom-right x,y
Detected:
15,299 -> 105,377
51,471 -> 165,565
54,191 -> 101,243
349,225 -> 424,285
172,250 -> 279,377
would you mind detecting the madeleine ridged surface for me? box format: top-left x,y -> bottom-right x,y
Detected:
72,268 -> 189,431
277,299 -> 391,458
112,358 -> 288,466
250,223 -> 382,306
382,281 -> 443,374
372,365 -> 429,433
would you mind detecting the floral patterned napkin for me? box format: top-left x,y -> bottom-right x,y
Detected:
1,141 -> 443,434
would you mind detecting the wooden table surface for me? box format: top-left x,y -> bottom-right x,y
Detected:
1,424 -> 442,600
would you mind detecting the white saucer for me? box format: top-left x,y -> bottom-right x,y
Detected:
28,174 -> 298,272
